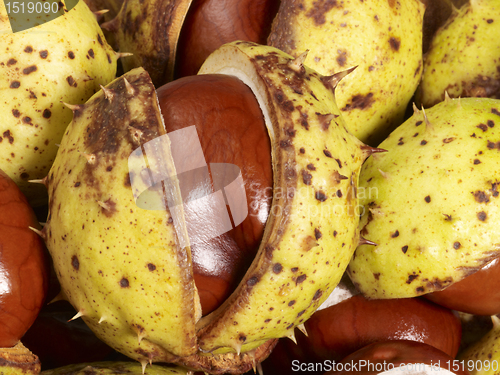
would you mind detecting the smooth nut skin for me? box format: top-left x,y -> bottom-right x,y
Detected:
305,295 -> 461,359
333,340 -> 470,375
262,295 -> 461,374
425,257 -> 500,316
174,0 -> 280,78
156,74 -> 272,315
0,170 -> 49,347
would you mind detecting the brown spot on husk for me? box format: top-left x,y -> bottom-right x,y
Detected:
23,65 -> 37,75
342,93 -> 374,111
461,75 -> 500,99
66,76 -> 77,87
301,170 -> 312,185
389,37 -> 401,51
406,273 -> 418,284
100,198 -> 117,217
295,274 -> 307,285
120,278 -> 130,287
336,50 -> 347,67
477,124 -> 488,132
315,190 -> 327,202
477,211 -> 487,221
473,190 -> 490,203
71,255 -> 79,270
487,141 -> 500,150
302,236 -> 318,251
332,170 -> 348,184
312,289 -> 323,300
306,0 -> 340,25
273,263 -> 283,274
247,276 -> 259,287
424,277 -> 454,292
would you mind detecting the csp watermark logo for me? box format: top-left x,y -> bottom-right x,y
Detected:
4,0 -> 78,33
128,126 -> 248,249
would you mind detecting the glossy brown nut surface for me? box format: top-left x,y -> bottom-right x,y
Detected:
425,257 -> 500,316
333,340 -> 470,375
156,74 -> 272,315
305,295 -> 462,361
0,170 -> 49,347
175,0 -> 280,78
262,294 -> 462,374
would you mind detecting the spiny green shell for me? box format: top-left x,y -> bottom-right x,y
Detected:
349,97 -> 500,299
417,0 -> 500,108
45,41 -> 367,373
268,0 -> 424,146
45,68 -> 200,362
0,0 -> 117,205
196,41 -> 366,354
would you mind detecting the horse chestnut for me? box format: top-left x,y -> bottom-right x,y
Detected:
0,170 -> 48,347
156,73 -> 272,315
262,294 -> 462,374
175,0 -> 280,78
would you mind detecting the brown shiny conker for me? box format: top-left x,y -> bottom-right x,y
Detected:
156,74 -> 272,315
0,169 -> 49,347
175,0 -> 281,78
262,294 -> 462,374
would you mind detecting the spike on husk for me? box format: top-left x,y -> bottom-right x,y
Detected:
297,323 -> 308,337
124,78 -> 135,95
28,176 -> 48,188
285,330 -> 297,345
62,102 -> 84,113
378,169 -> 391,180
359,237 -> 377,246
68,310 -> 85,322
79,152 -> 96,164
322,66 -> 357,91
360,145 -> 388,159
100,85 -> 115,100
287,50 -> 309,74
29,226 -> 47,240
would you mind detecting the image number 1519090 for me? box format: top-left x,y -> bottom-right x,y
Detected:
6,1 -> 60,14
4,0 -> 79,33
